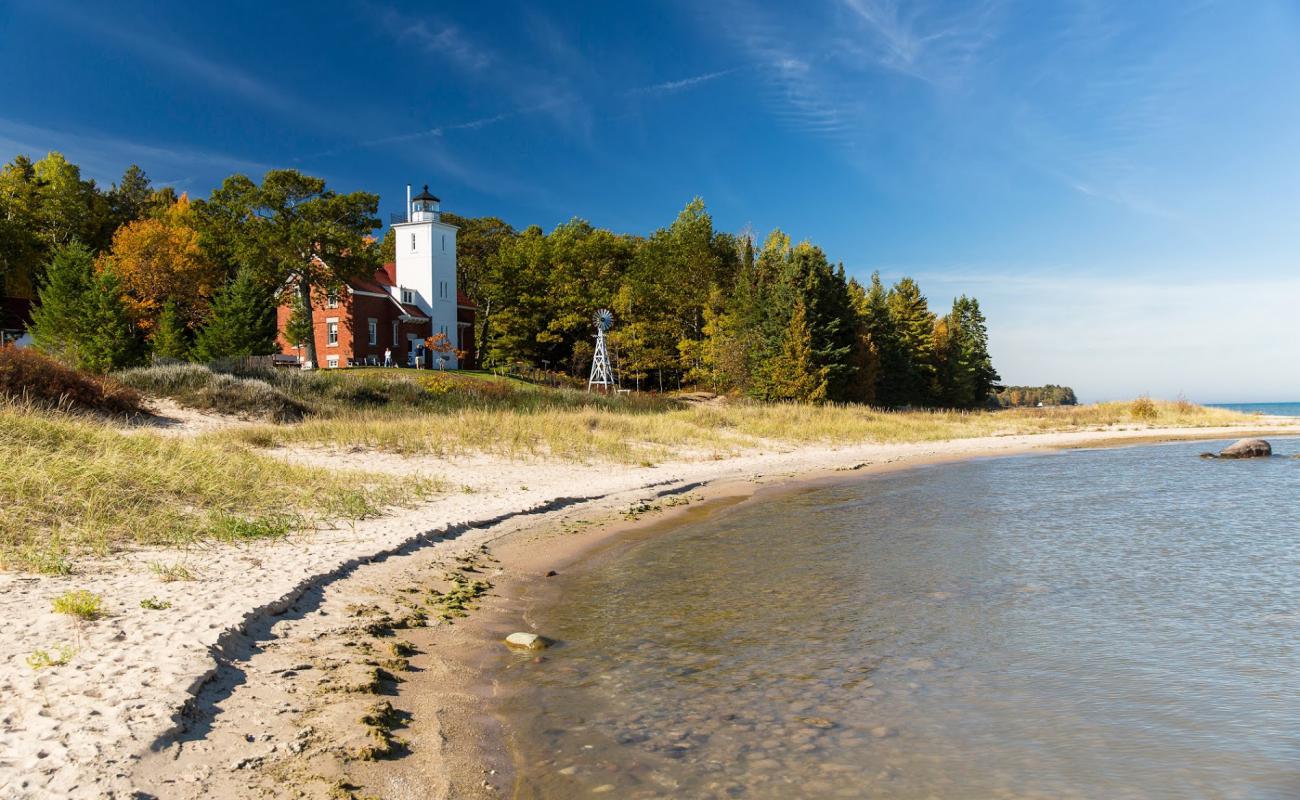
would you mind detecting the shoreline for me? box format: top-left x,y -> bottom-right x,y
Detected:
2,422 -> 1297,798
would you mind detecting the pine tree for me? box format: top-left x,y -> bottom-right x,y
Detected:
770,299 -> 827,402
885,277 -> 937,406
938,296 -> 999,408
150,299 -> 191,361
845,278 -> 881,405
193,269 -> 277,362
79,267 -> 145,373
29,241 -> 96,364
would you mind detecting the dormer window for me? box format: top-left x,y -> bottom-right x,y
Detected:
325,290 -> 340,309
401,288 -> 414,304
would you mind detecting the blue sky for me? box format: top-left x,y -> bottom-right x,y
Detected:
2,0 -> 1298,401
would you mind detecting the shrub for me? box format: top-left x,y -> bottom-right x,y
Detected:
0,346 -> 143,414
140,596 -> 172,610
1130,396 -> 1159,421
27,645 -> 76,670
51,589 -> 104,620
116,363 -> 309,421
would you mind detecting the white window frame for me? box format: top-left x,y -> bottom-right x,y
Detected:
367,318 -> 377,346
326,355 -> 339,369
325,290 -> 340,309
401,288 -> 414,304
326,320 -> 339,346
391,320 -> 399,345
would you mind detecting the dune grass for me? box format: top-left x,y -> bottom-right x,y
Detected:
0,401 -> 439,573
215,397 -> 1263,465
117,362 -> 669,421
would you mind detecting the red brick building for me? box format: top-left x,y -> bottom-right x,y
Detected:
275,261 -> 476,369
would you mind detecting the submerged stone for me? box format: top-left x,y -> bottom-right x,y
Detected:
505,632 -> 548,650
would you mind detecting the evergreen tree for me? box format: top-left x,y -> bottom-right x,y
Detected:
936,295 -> 999,408
150,300 -> 191,361
193,269 -> 277,361
108,164 -> 154,230
769,299 -> 827,402
29,241 -> 96,363
845,278 -> 881,405
79,266 -> 145,372
885,277 -> 937,406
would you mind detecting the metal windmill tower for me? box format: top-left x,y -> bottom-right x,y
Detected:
587,308 -> 618,393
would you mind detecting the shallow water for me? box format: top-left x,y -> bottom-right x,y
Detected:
493,440 -> 1300,799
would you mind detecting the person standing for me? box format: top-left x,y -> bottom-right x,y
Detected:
383,346 -> 392,367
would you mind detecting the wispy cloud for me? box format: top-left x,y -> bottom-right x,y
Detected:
837,0 -> 1003,83
377,8 -> 494,73
627,68 -> 743,96
0,117 -> 268,188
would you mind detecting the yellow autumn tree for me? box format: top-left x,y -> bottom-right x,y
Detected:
94,194 -> 222,334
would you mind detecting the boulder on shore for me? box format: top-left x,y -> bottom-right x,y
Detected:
1216,439 -> 1272,459
504,632 -> 548,650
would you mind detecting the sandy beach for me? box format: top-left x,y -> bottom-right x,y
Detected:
3,416 -> 1297,800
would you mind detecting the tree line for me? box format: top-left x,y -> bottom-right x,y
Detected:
433,198 -> 999,407
994,385 -> 1078,407
2,151 -> 1000,407
2,153 -> 377,370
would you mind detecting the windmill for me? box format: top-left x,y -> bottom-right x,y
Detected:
587,308 -> 618,393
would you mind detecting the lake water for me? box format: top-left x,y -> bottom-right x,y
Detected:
1209,402 -> 1300,417
492,439 -> 1300,799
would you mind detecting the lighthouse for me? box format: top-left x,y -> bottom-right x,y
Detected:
392,184 -> 459,367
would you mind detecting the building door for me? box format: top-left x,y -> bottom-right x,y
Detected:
408,336 -> 422,367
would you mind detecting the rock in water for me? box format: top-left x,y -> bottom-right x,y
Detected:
1218,439 -> 1272,459
505,632 -> 547,650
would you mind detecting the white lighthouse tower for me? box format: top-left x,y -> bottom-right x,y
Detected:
392,185 -> 459,367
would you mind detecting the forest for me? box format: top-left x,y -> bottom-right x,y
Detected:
994,385 -> 1079,407
1,152 -> 999,408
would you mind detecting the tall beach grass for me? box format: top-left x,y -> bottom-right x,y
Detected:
215,396 -> 1260,465
0,399 -> 437,573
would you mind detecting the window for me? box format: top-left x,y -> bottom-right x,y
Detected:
327,321 -> 339,346
367,318 -> 377,346
391,320 -> 399,345
441,234 -> 446,251
326,290 -> 339,309
410,233 -> 416,252
401,288 -> 414,304
326,356 -> 339,369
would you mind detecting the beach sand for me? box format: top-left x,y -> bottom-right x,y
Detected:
2,418 -> 1297,799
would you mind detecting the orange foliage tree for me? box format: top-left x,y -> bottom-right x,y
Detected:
94,194 -> 223,335
425,332 -> 455,368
